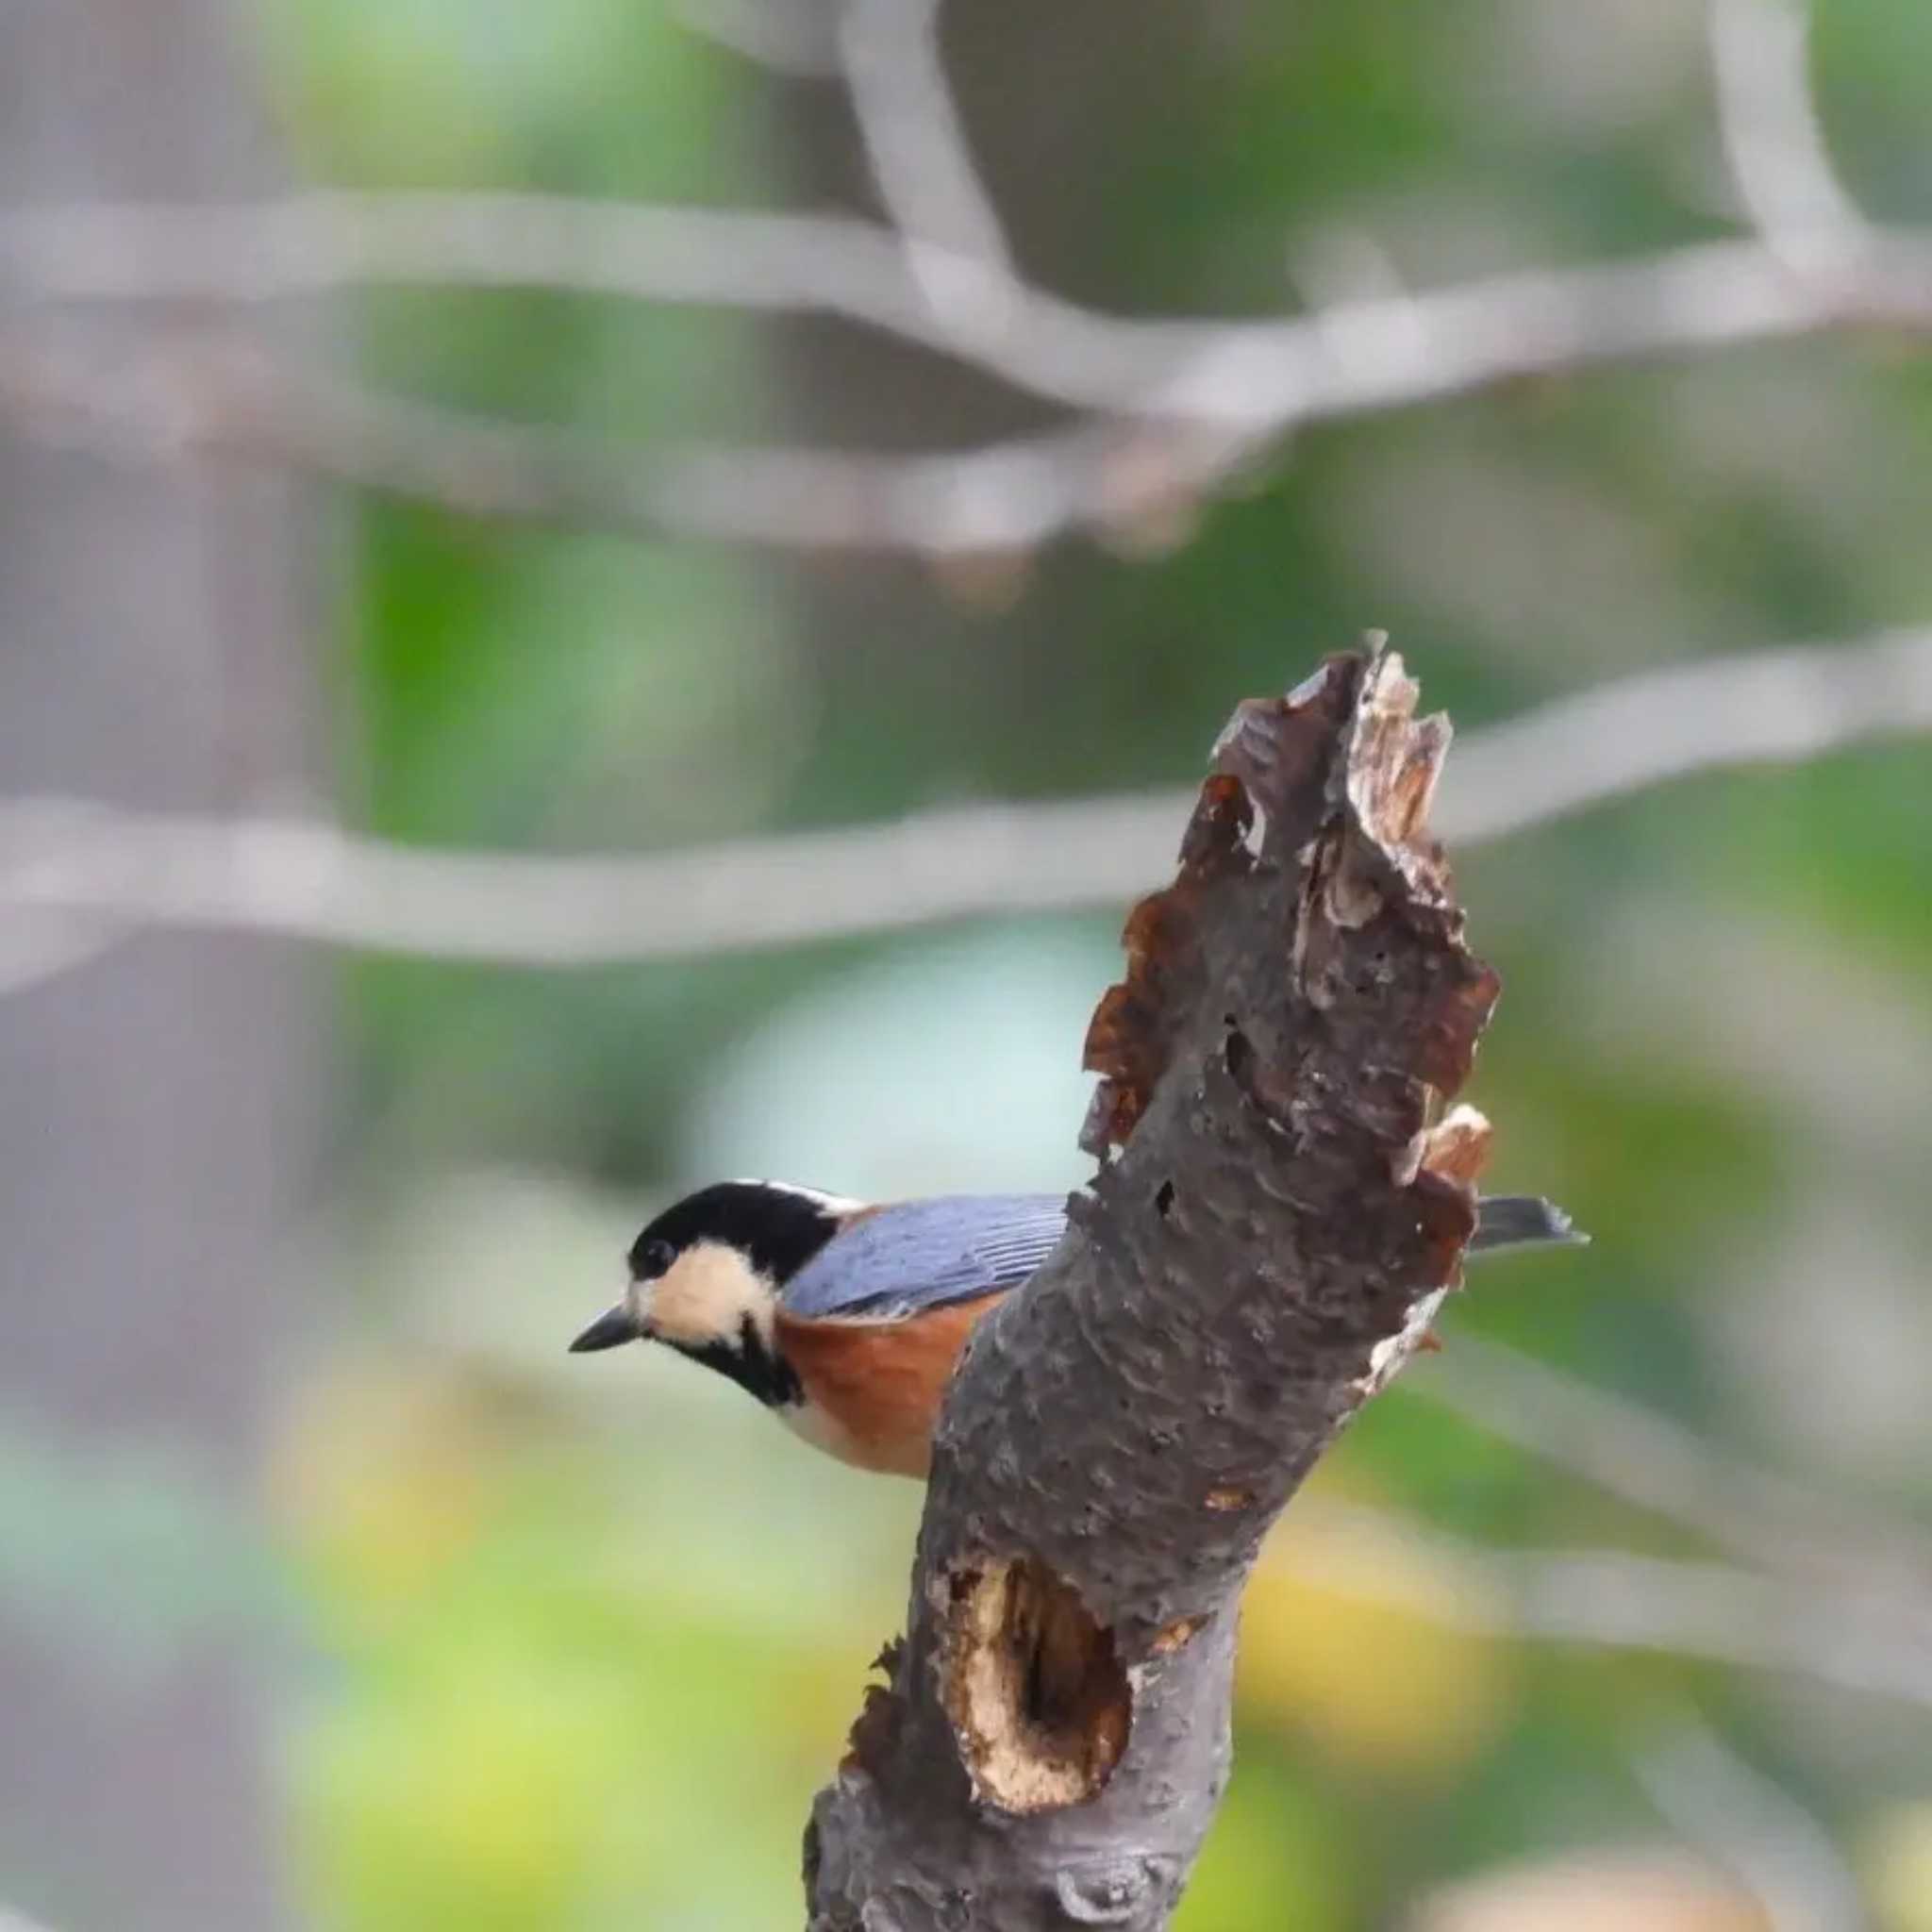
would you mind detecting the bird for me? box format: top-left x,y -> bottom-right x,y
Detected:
564,1174 -> 1584,1475
567,1180 -> 1583,1479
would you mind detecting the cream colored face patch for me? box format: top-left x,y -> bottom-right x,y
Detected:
638,1240 -> 776,1349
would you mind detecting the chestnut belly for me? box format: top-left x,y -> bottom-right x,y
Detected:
774,1292 -> 1005,1479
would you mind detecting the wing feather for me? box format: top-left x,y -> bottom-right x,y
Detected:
779,1193 -> 1070,1322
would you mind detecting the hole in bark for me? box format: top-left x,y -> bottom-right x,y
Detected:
941,1557 -> 1130,1814
1154,1180 -> 1175,1218
1224,1022 -> 1255,1086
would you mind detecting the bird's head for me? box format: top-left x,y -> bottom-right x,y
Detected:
569,1180 -> 856,1405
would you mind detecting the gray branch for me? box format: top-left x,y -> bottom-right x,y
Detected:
7,625 -> 1927,985
805,648 -> 1500,1929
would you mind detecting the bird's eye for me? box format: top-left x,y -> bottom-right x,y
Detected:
634,1237 -> 676,1280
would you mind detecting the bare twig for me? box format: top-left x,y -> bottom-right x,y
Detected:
1410,1332 -> 1932,1604
0,788 -> 1161,966
669,0 -> 842,76
1285,1502 -> 1932,1714
0,912 -> 125,999
0,192 -> 1220,415
837,0 -> 1020,327
1490,1552 -> 1932,1711
18,194 -> 1931,423
8,202 -> 1932,552
1708,0 -> 1871,273
1429,625 -> 1932,844
1636,1718 -> 1865,1932
0,321 -> 1148,555
1,627 -> 1926,970
3,195 -> 1928,423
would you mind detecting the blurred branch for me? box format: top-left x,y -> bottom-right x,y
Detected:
0,784 -> 1168,969
1708,0 -> 1871,274
1290,1502 -> 1932,1715
1636,1718 -> 1865,1932
8,202 -> 1932,551
2,626 -> 1928,970
0,322 -> 1150,555
670,0 -> 842,76
1460,1551 -> 1932,1712
0,911 -> 125,999
1427,626 -> 1932,842
4,197 -> 1930,419
837,0 -> 1022,325
1411,1332 -> 1932,1607
0,191 -> 1232,414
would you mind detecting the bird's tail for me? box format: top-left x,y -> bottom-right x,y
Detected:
1472,1193 -> 1587,1255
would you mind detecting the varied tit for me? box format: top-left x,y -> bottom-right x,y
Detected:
569,1181 -> 1581,1479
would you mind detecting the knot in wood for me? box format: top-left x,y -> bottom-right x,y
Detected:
1053,1857 -> 1178,1924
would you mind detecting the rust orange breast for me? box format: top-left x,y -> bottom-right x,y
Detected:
774,1292 -> 1004,1478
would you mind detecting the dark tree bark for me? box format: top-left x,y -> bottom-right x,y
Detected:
0,7 -> 318,1930
805,648 -> 1500,1931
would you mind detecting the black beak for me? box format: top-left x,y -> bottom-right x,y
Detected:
569,1305 -> 640,1355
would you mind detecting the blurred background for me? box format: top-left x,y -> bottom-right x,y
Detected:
4,0 -> 1931,1927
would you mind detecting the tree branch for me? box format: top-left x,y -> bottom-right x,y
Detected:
837,0 -> 1023,325
670,0 -> 842,76
1635,1717 -> 1865,1932
1409,1331 -> 1932,1608
7,205 -> 1932,552
1707,0 -> 1870,275
804,648 -> 1499,1929
2,625 -> 1926,980
1279,1503 -> 1932,1714
0,192 -> 1237,415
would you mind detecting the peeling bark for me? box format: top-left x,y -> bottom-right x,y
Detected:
805,645 -> 1500,1932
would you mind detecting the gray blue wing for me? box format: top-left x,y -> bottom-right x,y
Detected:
780,1193 -> 1070,1322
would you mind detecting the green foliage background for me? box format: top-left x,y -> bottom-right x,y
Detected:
26,0 -> 1932,1924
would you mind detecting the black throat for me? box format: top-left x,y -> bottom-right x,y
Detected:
671,1313 -> 803,1410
